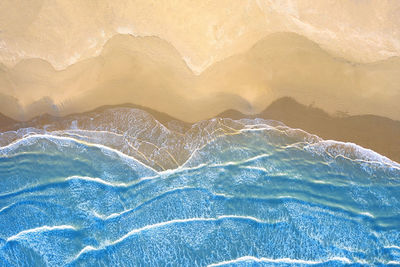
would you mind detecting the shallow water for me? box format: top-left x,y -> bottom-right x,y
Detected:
0,109 -> 399,266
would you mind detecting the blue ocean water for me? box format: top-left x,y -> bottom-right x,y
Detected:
0,109 -> 399,266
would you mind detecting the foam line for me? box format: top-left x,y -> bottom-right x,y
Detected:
179,122 -> 400,170
6,225 -> 77,242
92,187 -> 231,220
1,184 -> 386,228
0,134 -> 159,174
207,256 -> 357,266
65,176 -> 128,187
71,215 -> 275,261
385,245 -> 400,250
54,129 -> 125,137
2,119 -> 398,172
304,140 -> 400,169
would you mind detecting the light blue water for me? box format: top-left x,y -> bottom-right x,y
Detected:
0,112 -> 399,266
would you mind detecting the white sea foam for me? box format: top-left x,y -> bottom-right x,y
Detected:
0,134 -> 158,174
385,245 -> 400,250
207,255 -> 354,266
71,215 -> 273,261
65,176 -> 129,187
1,108 -> 398,173
6,225 -> 77,242
304,140 -> 400,169
1,108 -> 399,266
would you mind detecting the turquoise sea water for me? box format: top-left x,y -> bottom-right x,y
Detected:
0,108 -> 399,266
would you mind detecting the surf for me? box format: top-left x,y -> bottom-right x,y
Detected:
0,107 -> 399,266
